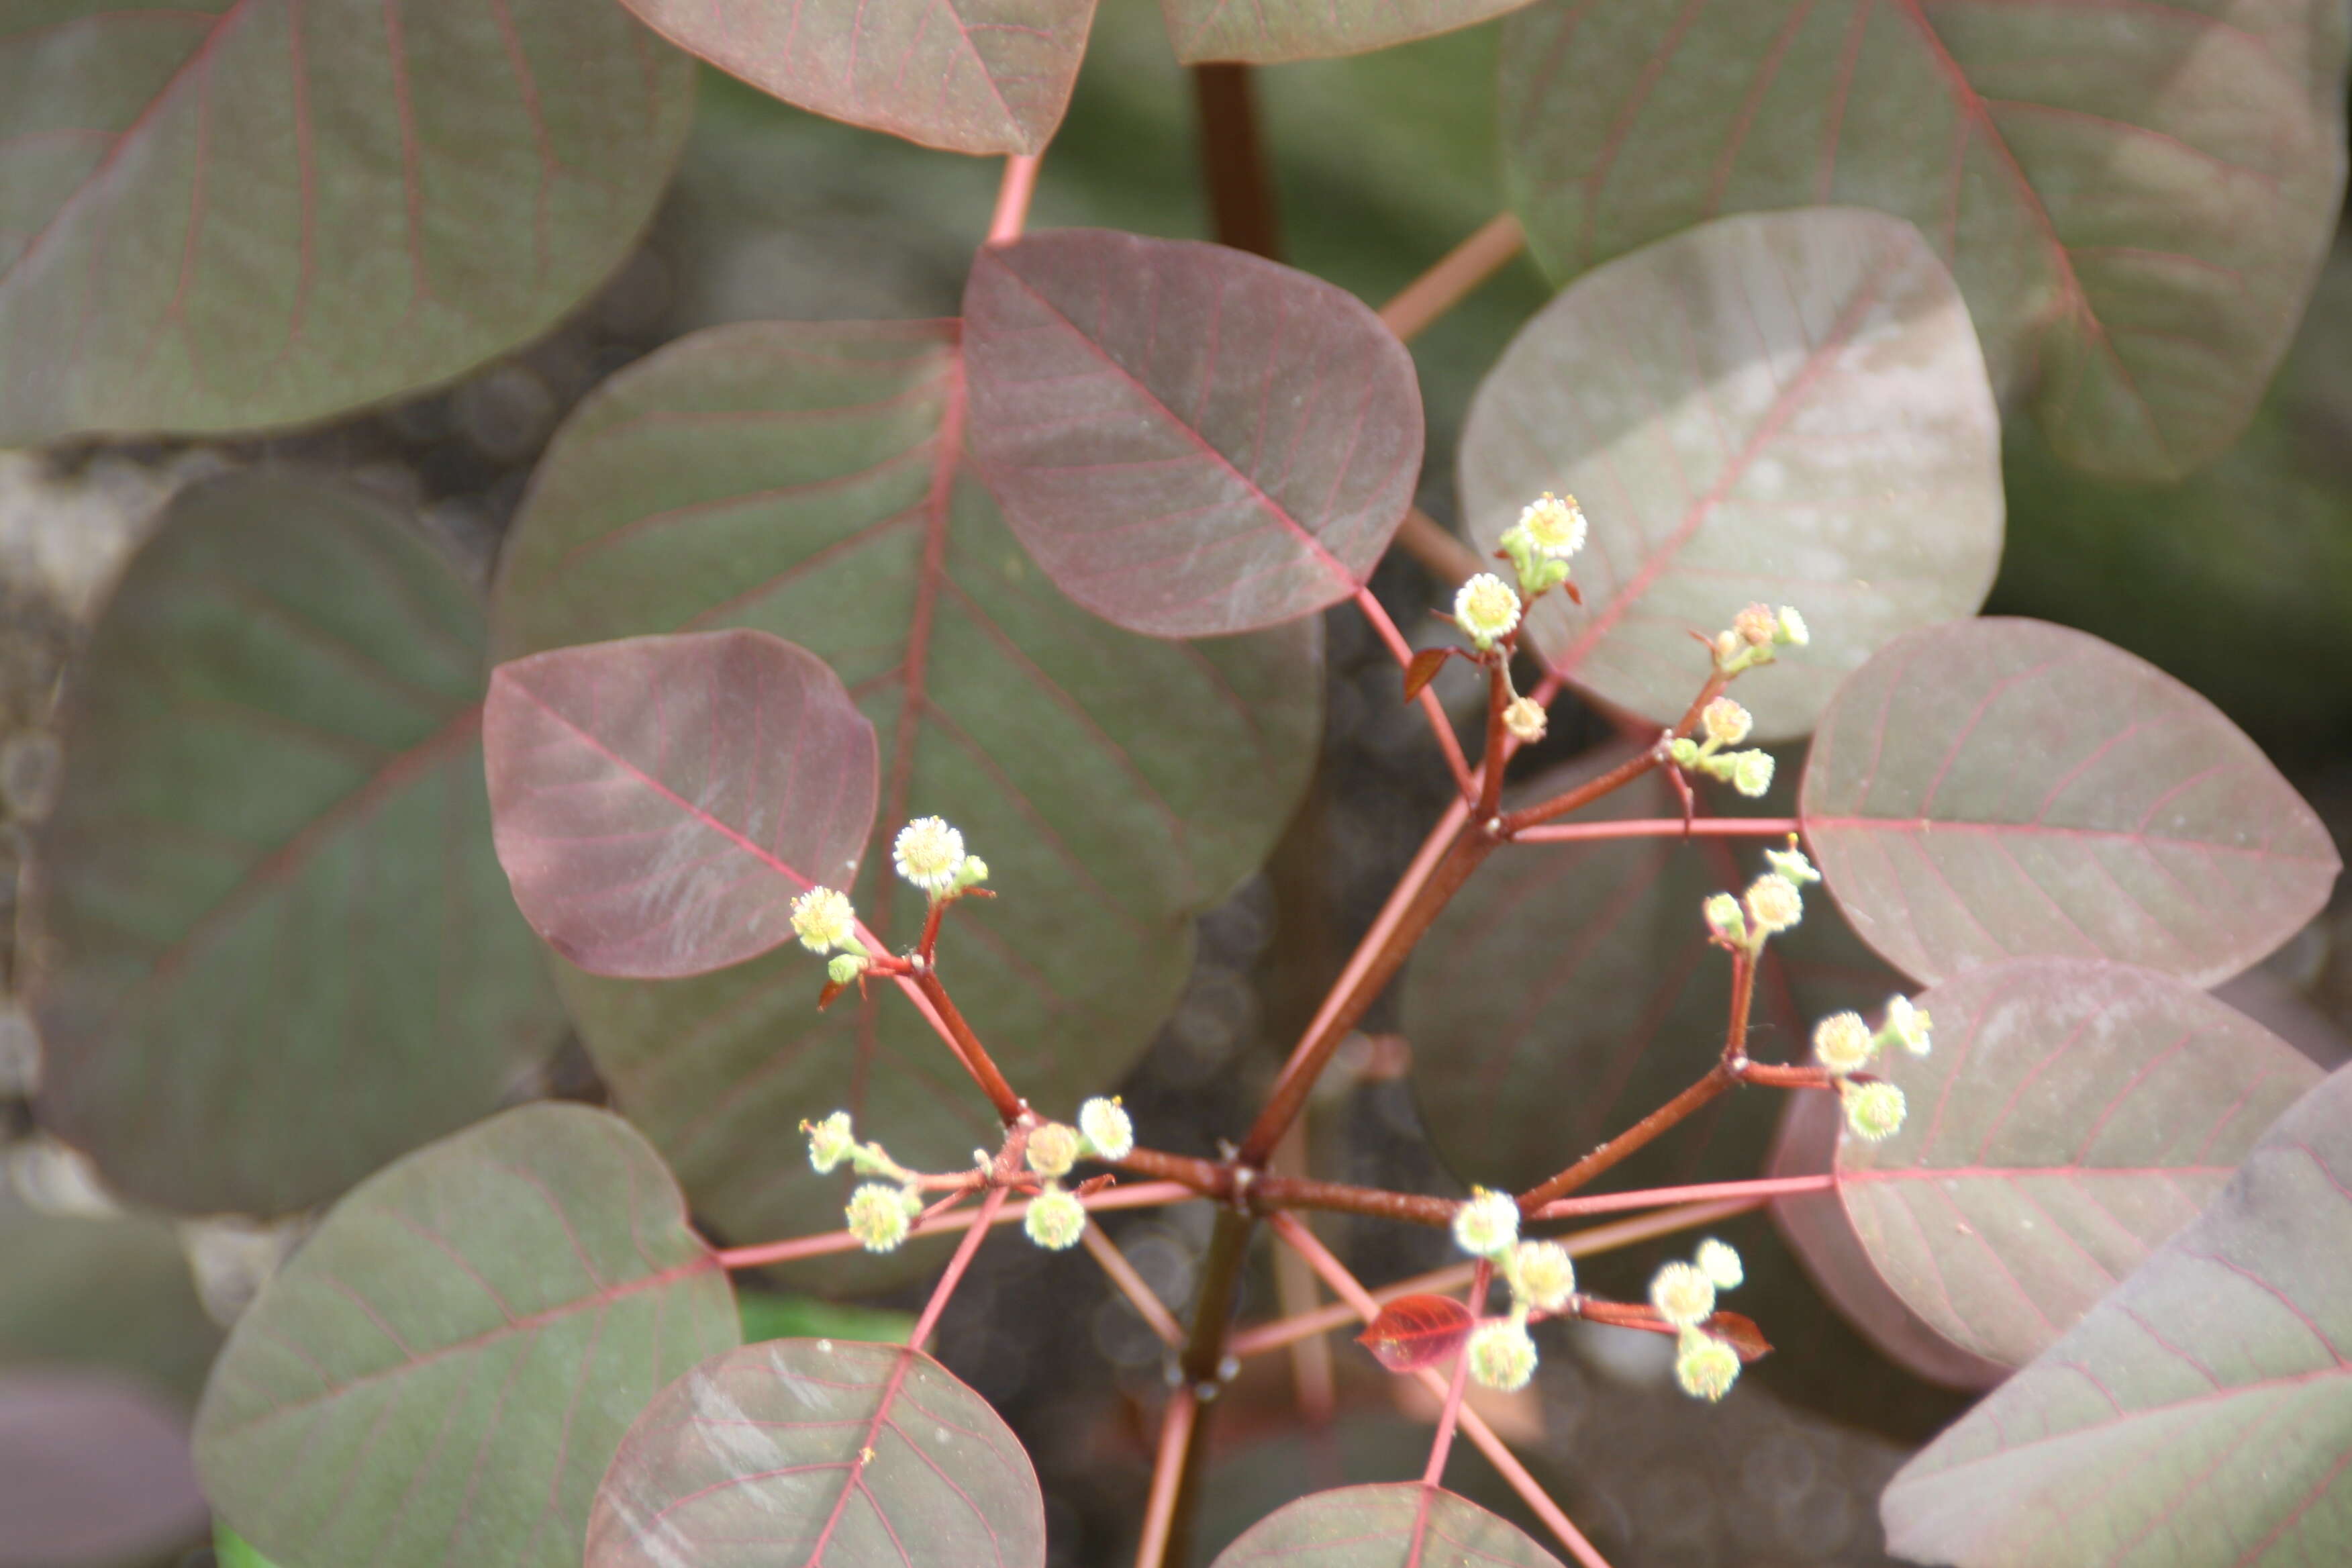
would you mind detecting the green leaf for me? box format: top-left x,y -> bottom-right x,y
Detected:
213,1522 -> 280,1568
1460,207 -> 2002,741
587,1338 -> 1043,1567
29,470 -> 566,1216
1163,0 -> 1526,65
0,1194 -> 220,1409
1881,1061 -> 2352,1566
0,1 -> 695,444
1209,1483 -> 1564,1567
1498,0 -> 2349,479
736,1290 -> 917,1348
194,1103 -> 738,1568
490,320 -> 1318,1268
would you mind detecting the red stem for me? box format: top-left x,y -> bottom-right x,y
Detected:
1082,1224 -> 1185,1348
987,154 -> 1040,245
1530,1173 -> 1833,1222
915,970 -> 1024,1124
712,1181 -> 1192,1270
1420,1258 -> 1491,1486
1134,1389 -> 1198,1568
1379,213 -> 1526,344
1514,816 -> 1798,844
908,1186 -> 1010,1347
1355,587 -> 1477,802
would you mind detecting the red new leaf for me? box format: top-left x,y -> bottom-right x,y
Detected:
965,230 -> 1424,637
485,630 -> 878,978
1703,1311 -> 1772,1365
1355,1293 -> 1475,1373
1402,648 -> 1451,703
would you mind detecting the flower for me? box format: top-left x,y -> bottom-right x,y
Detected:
1696,1238 -> 1744,1291
1510,1240 -> 1577,1313
1728,750 -> 1775,799
791,887 -> 856,954
1777,605 -> 1809,646
1812,1012 -> 1875,1075
1026,1123 -> 1081,1179
803,1111 -> 856,1174
1701,697 -> 1752,746
1885,995 -> 1933,1057
1675,1328 -> 1741,1402
1764,843 -> 1819,885
893,817 -> 967,893
1453,1187 -> 1521,1258
846,1183 -> 914,1253
1454,574 -> 1522,648
1504,697 -> 1548,744
1844,1081 -> 1908,1142
1743,873 -> 1804,934
1516,492 -> 1587,559
1468,1318 -> 1538,1392
1733,603 -> 1777,646
1079,1097 -> 1134,1160
1650,1261 -> 1717,1328
1024,1185 -> 1087,1249
1702,893 -> 1746,944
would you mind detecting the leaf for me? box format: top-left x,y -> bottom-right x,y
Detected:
193,1103 -> 738,1568
1403,748 -> 1904,1197
0,1369 -> 208,1568
489,319 -> 1317,1269
28,470 -> 566,1217
617,0 -> 1087,156
1704,1310 -> 1771,1365
1163,0 -> 1528,65
963,229 -> 1424,637
1801,618 -> 2341,988
737,1291 -> 918,1348
1498,0 -> 2349,480
1459,207 -> 2002,741
0,1193 -> 222,1410
214,1522 -> 281,1568
1356,1293 -> 1476,1373
0,0 -> 695,444
1210,1482 -> 1565,1567
1402,646 -> 1451,703
486,630 -> 879,978
1880,1061 -> 2352,1567
585,1337 -> 1044,1567
1782,959 -> 2318,1381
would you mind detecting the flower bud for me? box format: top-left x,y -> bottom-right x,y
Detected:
1078,1096 -> 1134,1160
893,816 -> 967,894
1452,1187 -> 1521,1259
1668,736 -> 1701,767
1503,697 -> 1547,744
1764,843 -> 1819,885
1844,1080 -> 1908,1142
1467,1318 -> 1538,1392
1696,1238 -> 1743,1291
1811,1011 -> 1875,1075
1733,603 -> 1777,647
1675,1328 -> 1741,1402
846,1183 -> 914,1253
1453,574 -> 1522,649
827,952 -> 867,986
1517,492 -> 1587,560
955,854 -> 990,890
1728,750 -> 1775,799
1702,893 -> 1746,944
1884,995 -> 1933,1057
1024,1185 -> 1087,1250
1649,1261 -> 1717,1328
1026,1122 -> 1081,1179
803,1111 -> 855,1174
1776,605 -> 1809,646
1700,697 -> 1752,746
791,887 -> 857,954
1510,1240 -> 1576,1313
1743,873 -> 1804,934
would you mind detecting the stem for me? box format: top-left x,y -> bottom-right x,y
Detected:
1379,213 -> 1526,344
1419,1259 -> 1491,1485
1082,1224 -> 1185,1348
1529,1173 -> 1832,1223
1514,816 -> 1798,844
907,1186 -> 1010,1347
712,1181 -> 1193,1270
1497,744 -> 1665,836
1163,1206 -> 1255,1568
914,970 -> 1024,1124
987,154 -> 1042,245
1476,656 -> 1510,821
1133,1389 -> 1198,1568
1353,587 -> 1477,802
1191,64 -> 1282,258
1395,506 -> 1487,589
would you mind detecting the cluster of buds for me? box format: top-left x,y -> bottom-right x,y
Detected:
1712,600 -> 1807,677
1667,695 -> 1774,799
788,816 -> 990,989
1702,840 -> 1818,953
1652,1238 -> 1747,1401
1496,491 -> 1587,599
1812,997 -> 1929,1143
803,1111 -> 927,1253
1447,1189 -> 1577,1394
1020,1097 -> 1135,1252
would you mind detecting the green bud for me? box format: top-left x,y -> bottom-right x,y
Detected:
1026,1122 -> 1081,1179
846,1183 -> 913,1253
1467,1318 -> 1538,1392
1675,1328 -> 1741,1402
827,953 -> 867,986
955,854 -> 989,891
1702,893 -> 1746,944
1844,1081 -> 1907,1142
1024,1185 -> 1087,1250
1728,750 -> 1775,799
803,1111 -> 855,1174
1667,736 -> 1702,768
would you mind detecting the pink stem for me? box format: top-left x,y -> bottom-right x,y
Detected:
1514,816 -> 1798,843
1354,587 -> 1478,803
988,154 -> 1042,244
714,1181 -> 1193,1270
1082,1223 -> 1185,1348
1530,1173 -> 1834,1222
1420,1259 -> 1491,1485
1134,1388 -> 1199,1568
908,1186 -> 1010,1347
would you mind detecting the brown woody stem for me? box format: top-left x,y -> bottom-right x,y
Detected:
914,969 -> 1024,1125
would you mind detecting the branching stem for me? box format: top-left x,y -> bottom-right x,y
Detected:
1379,213 -> 1526,343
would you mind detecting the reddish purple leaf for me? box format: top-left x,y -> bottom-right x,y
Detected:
1779,959 -> 2318,1383
1881,1062 -> 2352,1565
1402,647 -> 1451,703
1702,1312 -> 1772,1365
486,629 -> 878,978
0,1370 -> 207,1567
587,1338 -> 1044,1568
616,0 -> 1088,155
965,230 -> 1424,637
1356,1293 -> 1476,1373
1164,0 -> 1526,63
1802,618 -> 2340,987
1210,1483 -> 1565,1567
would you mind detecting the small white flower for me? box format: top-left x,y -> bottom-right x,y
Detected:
1078,1097 -> 1134,1160
1024,1185 -> 1087,1250
1777,605 -> 1809,646
1453,574 -> 1522,648
1844,1080 -> 1907,1142
1696,1238 -> 1744,1291
1467,1318 -> 1538,1392
846,1183 -> 914,1253
1516,492 -> 1587,559
1701,697 -> 1752,747
1510,1240 -> 1576,1314
1744,873 -> 1804,934
1811,1012 -> 1875,1075
893,816 -> 967,894
791,887 -> 857,954
803,1111 -> 855,1174
1729,750 -> 1775,799
1885,995 -> 1933,1057
1026,1123 -> 1080,1179
1764,844 -> 1819,885
1650,1261 -> 1717,1328
1453,1187 -> 1521,1259
1504,697 -> 1547,744
1675,1328 -> 1741,1402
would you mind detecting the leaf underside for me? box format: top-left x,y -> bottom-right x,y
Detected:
1161,0 -> 1528,64
0,0 -> 695,443
587,1337 -> 1045,1567
194,1104 -> 739,1568
1498,0 -> 2349,479
489,319 -> 1318,1277
1881,1061 -> 2352,1567
1801,618 -> 2341,989
30,470 -> 565,1216
1357,1293 -> 1476,1373
964,229 -> 1424,638
1210,1481 -> 1566,1567
1459,207 -> 2003,741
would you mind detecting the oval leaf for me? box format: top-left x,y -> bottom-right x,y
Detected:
29,470 -> 565,1216
619,0 -> 1086,155
1460,207 -> 2002,740
1356,1293 -> 1475,1373
1165,0 -> 1525,64
587,1337 -> 1043,1567
1498,0 -> 2348,479
0,1369 -> 207,1567
0,0 -> 694,443
964,230 -> 1424,637
490,319 -> 1318,1271
194,1104 -> 738,1568
1791,960 -> 2318,1376
1211,1482 -> 1565,1568
1881,1061 -> 2352,1567
486,630 -> 879,978
1801,618 -> 2340,987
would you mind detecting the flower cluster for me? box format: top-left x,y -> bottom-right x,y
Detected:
893,816 -> 989,900
1497,491 -> 1588,599
1810,997 -> 1929,1142
1453,573 -> 1522,652
1447,1190 -> 1589,1393
1712,600 -> 1807,677
1702,838 -> 1820,952
1667,695 -> 1775,799
1018,1095 -> 1135,1253
1654,1238 -> 1747,1402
